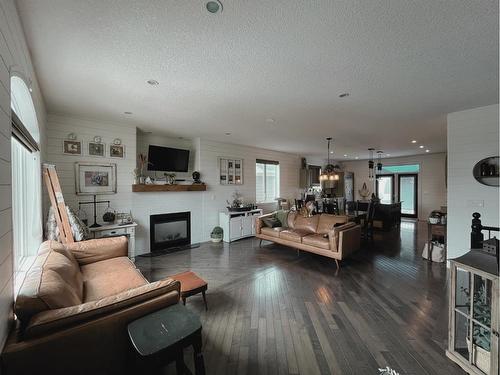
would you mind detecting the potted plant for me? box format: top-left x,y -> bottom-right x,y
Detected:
462,284 -> 491,373
210,226 -> 223,242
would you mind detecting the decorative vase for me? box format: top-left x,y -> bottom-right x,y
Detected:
488,164 -> 496,176
480,162 -> 488,176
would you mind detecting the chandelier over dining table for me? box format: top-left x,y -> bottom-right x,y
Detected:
319,137 -> 340,181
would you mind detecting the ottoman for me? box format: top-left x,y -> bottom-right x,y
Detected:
171,271 -> 208,311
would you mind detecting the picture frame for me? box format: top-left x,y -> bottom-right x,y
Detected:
218,157 -> 243,185
109,144 -> 125,158
88,142 -> 105,157
63,140 -> 82,155
75,162 -> 117,195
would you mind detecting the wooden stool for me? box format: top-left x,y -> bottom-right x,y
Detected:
171,271 -> 208,311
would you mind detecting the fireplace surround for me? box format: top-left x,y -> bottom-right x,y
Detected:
150,211 -> 191,252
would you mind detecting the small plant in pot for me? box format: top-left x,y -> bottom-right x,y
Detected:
210,226 -> 223,243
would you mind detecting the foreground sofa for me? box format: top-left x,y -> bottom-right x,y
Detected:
1,237 -> 180,375
256,212 -> 361,268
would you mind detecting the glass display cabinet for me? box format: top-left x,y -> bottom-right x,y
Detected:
447,251 -> 499,375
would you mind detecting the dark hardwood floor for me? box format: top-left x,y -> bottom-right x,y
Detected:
135,220 -> 464,375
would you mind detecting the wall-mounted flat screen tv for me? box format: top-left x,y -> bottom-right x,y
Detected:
147,145 -> 190,172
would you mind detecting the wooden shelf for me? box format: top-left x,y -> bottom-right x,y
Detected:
132,184 -> 207,192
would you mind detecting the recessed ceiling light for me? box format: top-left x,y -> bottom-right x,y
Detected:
330,151 -> 334,154
411,140 -> 417,143
339,93 -> 350,98
355,156 -> 359,159
206,1 -> 222,13
426,149 -> 430,153
225,132 -> 231,136
343,154 -> 348,157
124,111 -> 133,115
419,145 -> 424,149
147,79 -> 159,86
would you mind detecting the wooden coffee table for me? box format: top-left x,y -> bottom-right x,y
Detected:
171,271 -> 208,311
128,304 -> 205,374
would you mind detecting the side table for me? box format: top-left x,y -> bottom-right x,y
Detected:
427,222 -> 447,261
88,222 -> 137,260
128,304 -> 205,374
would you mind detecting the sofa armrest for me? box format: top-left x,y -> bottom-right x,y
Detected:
24,278 -> 180,338
65,236 -> 128,265
255,212 -> 274,234
328,222 -> 358,253
337,225 -> 361,259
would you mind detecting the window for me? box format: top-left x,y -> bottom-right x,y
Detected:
256,159 -> 280,203
10,76 -> 42,294
380,164 -> 420,174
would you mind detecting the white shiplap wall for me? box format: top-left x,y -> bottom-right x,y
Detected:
45,113 -> 136,227
46,123 -> 301,252
447,104 -> 499,258
0,0 -> 47,350
341,153 -> 447,221
133,133 -> 203,253
199,139 -> 301,240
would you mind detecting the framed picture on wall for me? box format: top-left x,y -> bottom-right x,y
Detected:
88,142 -> 105,157
63,140 -> 82,155
218,157 -> 243,185
109,144 -> 125,158
75,162 -> 117,195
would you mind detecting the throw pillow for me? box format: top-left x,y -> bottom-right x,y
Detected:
45,206 -> 90,242
262,217 -> 281,228
273,210 -> 289,229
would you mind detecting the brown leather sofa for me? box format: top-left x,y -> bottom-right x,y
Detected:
1,237 -> 180,375
256,212 -> 361,267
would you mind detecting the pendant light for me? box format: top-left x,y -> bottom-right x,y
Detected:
368,148 -> 375,180
376,150 -> 383,176
320,137 -> 340,181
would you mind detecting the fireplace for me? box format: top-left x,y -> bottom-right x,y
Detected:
150,212 -> 191,252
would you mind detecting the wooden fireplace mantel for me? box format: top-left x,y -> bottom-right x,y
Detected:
132,184 -> 207,192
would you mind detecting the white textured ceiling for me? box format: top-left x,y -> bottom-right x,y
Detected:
17,0 -> 499,159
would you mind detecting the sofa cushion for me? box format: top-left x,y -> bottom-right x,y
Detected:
81,257 -> 148,302
287,211 -> 297,228
302,234 -> 330,250
294,214 -> 319,234
273,210 -> 289,228
279,229 -> 310,243
260,226 -> 285,238
262,217 -> 281,228
15,243 -> 84,323
317,214 -> 349,234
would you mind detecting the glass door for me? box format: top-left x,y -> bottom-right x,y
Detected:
376,175 -> 394,204
398,174 -> 418,218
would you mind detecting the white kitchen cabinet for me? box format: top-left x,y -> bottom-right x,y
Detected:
219,209 -> 263,242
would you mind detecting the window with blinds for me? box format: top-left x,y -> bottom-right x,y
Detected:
256,159 -> 280,203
